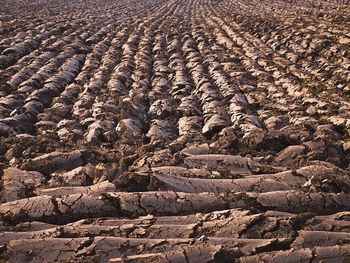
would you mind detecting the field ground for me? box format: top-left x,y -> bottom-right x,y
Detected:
0,0 -> 350,261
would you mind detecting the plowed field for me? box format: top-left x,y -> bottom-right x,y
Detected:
0,0 -> 350,262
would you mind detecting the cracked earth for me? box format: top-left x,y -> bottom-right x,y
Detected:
0,0 -> 350,261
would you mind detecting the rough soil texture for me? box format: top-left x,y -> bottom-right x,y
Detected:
0,0 -> 350,262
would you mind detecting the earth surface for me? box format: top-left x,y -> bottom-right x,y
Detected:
0,0 -> 350,262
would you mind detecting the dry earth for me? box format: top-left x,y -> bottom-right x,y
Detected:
0,0 -> 350,262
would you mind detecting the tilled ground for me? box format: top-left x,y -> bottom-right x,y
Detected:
0,0 -> 350,262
